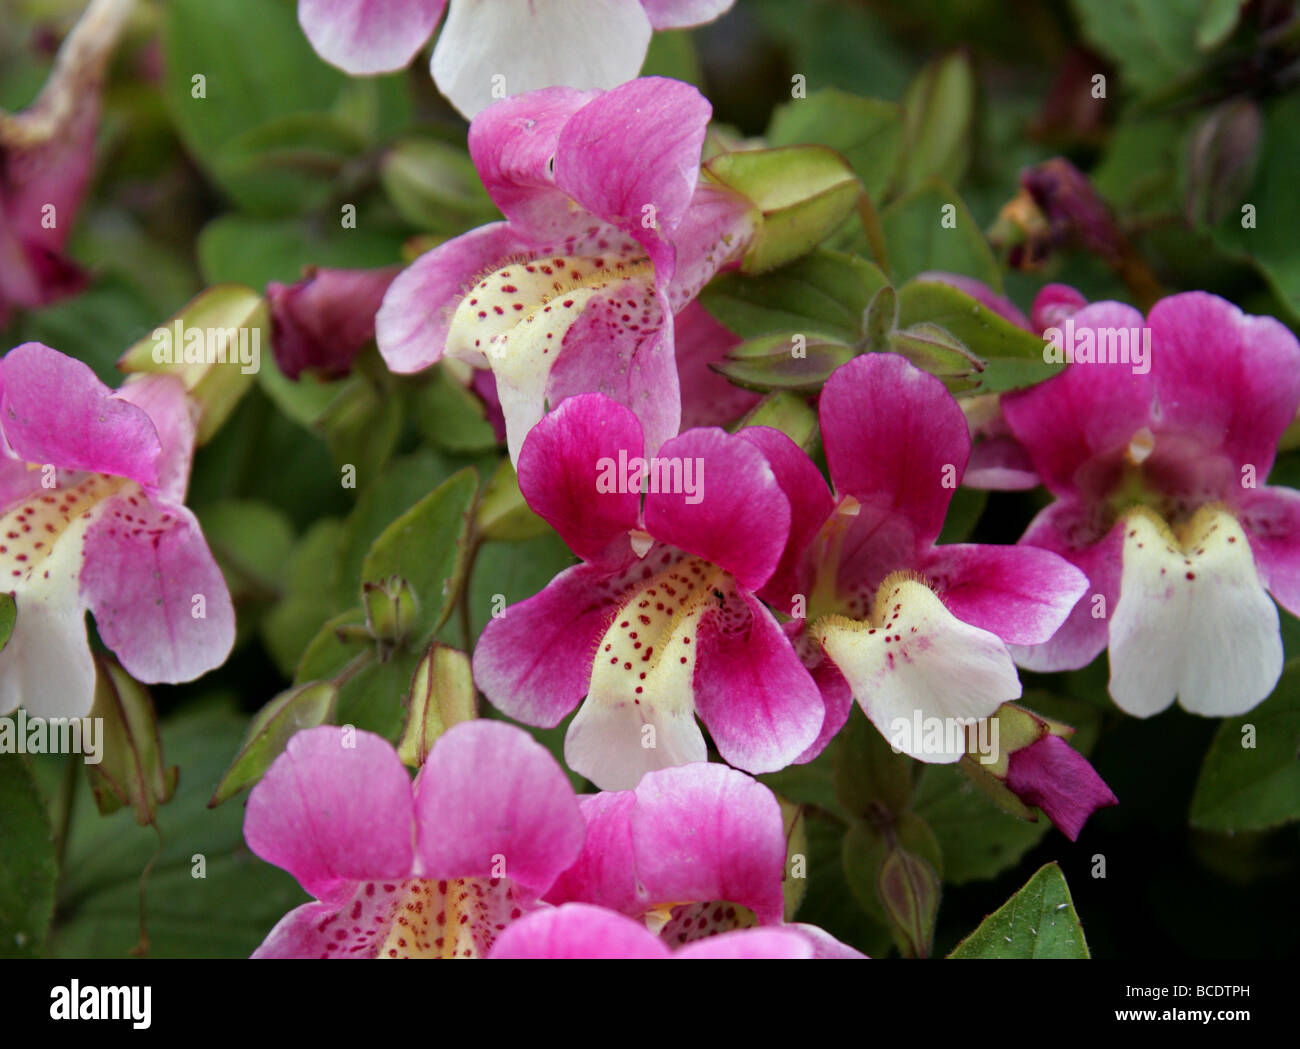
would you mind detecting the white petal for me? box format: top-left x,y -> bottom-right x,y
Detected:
432,0 -> 652,119
815,575 -> 1021,763
1108,507 -> 1282,717
0,510 -> 97,719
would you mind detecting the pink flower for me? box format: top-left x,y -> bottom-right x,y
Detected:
541,761 -> 864,956
472,392 -> 824,790
0,343 -> 235,718
752,353 -> 1089,762
266,265 -> 400,379
1001,291 -> 1300,717
1005,734 -> 1117,841
297,0 -> 736,118
243,720 -> 586,958
375,78 -> 755,463
490,902 -> 820,959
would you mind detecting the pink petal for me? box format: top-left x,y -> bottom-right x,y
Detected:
674,301 -> 759,429
675,928 -> 813,959
625,762 -> 787,925
297,0 -> 445,75
0,343 -> 160,487
1030,283 -> 1088,333
517,393 -> 640,566
663,182 -> 756,310
1009,500 -> 1123,672
473,561 -> 623,727
694,590 -> 824,773
915,272 -> 1031,330
375,223 -> 535,374
468,87 -> 600,241
267,265 -> 400,380
1240,486 -> 1300,619
640,0 -> 736,29
643,427 -> 790,591
488,903 -> 670,959
1000,301 -> 1153,497
920,542 -> 1090,646
413,721 -> 585,896
820,353 -> 969,549
964,435 -> 1040,491
544,791 -> 642,914
786,922 -> 869,959
554,77 -> 711,260
112,375 -> 197,504
80,499 -> 235,684
251,882 -> 408,959
1148,291 -> 1300,479
244,726 -> 416,902
791,632 -> 854,765
1005,734 -> 1117,841
545,286 -> 680,460
737,425 -> 834,614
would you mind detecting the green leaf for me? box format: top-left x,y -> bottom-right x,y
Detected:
894,53 -> 975,197
913,762 -> 1051,884
895,278 -> 1060,394
359,467 -> 479,641
767,89 -> 902,202
700,248 -> 888,343
713,332 -> 856,394
1189,660 -> 1300,831
209,681 -> 338,806
380,138 -> 499,235
198,214 -> 404,289
832,706 -> 913,819
48,701 -> 306,958
949,862 -> 1090,958
468,533 -> 577,643
412,365 -> 500,453
880,179 -> 1002,289
705,146 -> 861,273
1071,0 -> 1204,95
0,755 -> 55,958
261,518 -> 346,676
197,499 -> 295,603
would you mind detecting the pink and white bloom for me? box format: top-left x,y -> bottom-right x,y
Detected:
244,721 -> 586,958
0,343 -> 235,718
490,902 -> 817,959
1001,291 -> 1300,717
376,77 -> 755,463
543,762 -> 863,956
298,0 -> 735,118
752,353 -> 1089,762
472,392 -> 824,790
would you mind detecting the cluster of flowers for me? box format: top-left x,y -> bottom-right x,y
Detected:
5,1 -> 1300,960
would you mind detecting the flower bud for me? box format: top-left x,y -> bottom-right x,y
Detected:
266,265 -> 400,380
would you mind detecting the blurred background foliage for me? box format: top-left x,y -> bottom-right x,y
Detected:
1,0 -> 1298,959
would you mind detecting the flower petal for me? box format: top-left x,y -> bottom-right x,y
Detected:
111,374 -> 196,504
1240,485 -> 1300,619
816,577 -> 1022,763
488,902 -> 670,958
1005,734 -> 1117,842
413,721 -> 585,896
737,425 -> 835,614
432,0 -> 652,119
473,561 -> 620,728
1000,301 -> 1153,497
624,762 -> 787,925
920,542 -> 1089,646
0,343 -> 159,487
674,301 -> 759,429
244,726 -> 416,902
643,427 -> 790,591
693,590 -> 823,773
1108,508 -> 1283,717
80,499 -> 235,685
820,354 -> 968,549
1148,291 -> 1300,480
674,928 -> 814,959
517,393 -> 640,566
375,223 -> 534,374
298,0 -> 445,75
640,0 -> 735,29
